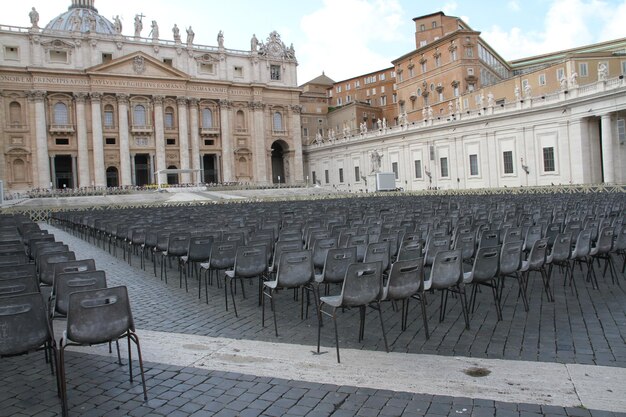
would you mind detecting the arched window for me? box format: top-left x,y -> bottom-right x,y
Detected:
53,102 -> 69,125
236,110 -> 245,130
9,102 -> 21,125
202,108 -> 213,128
103,104 -> 115,128
164,106 -> 175,129
134,104 -> 146,126
13,158 -> 26,181
273,111 -> 283,131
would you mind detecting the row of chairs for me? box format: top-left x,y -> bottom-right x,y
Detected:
0,214 -> 147,417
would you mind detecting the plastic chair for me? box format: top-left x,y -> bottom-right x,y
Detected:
464,246 -> 502,321
313,246 -> 357,294
545,232 -> 572,286
50,270 -> 107,320
311,237 -> 338,274
180,236 -> 213,295
589,226 -> 618,285
0,293 -> 61,407
224,245 -> 268,317
520,238 -> 551,301
317,261 -> 388,363
160,232 -> 190,286
426,249 -> 469,330
262,249 -> 315,336
38,252 -> 77,286
199,240 -> 238,303
567,228 -> 594,289
381,258 -> 425,332
498,240 -> 527,311
0,264 -> 37,280
0,276 -> 40,298
59,286 -> 147,416
363,241 -> 391,275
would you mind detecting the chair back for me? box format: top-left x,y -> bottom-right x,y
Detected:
614,225 -> 626,251
453,232 -> 475,262
363,241 -> 390,272
52,259 -> 97,285
66,286 -> 134,345
571,228 -> 592,259
186,236 -> 213,262
424,235 -> 451,266
321,247 -> 357,284
54,270 -> 107,316
312,237 -> 338,270
347,234 -> 369,262
38,252 -> 76,286
233,245 -> 268,278
167,232 -> 190,257
469,246 -> 500,283
478,229 -> 500,249
155,231 -> 171,252
384,258 -> 424,300
209,241 -> 238,270
0,293 -> 52,355
397,239 -> 423,261
502,227 -> 524,244
0,276 -> 39,298
378,233 -> 400,257
428,249 -> 462,290
340,261 -> 383,307
276,249 -> 314,287
594,226 -> 614,254
523,225 -> 543,252
499,240 -> 523,275
550,232 -> 572,263
527,238 -> 549,270
0,264 -> 37,280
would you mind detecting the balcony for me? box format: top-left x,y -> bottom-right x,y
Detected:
131,124 -> 153,134
272,129 -> 287,136
199,126 -> 219,136
49,124 -> 75,134
235,127 -> 248,134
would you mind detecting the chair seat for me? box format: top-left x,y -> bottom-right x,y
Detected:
225,269 -> 235,278
589,247 -> 599,256
463,271 -> 473,284
519,260 -> 529,272
264,279 -> 279,290
314,273 -> 324,283
546,254 -> 553,263
180,255 -> 189,263
199,262 -> 210,270
320,295 -> 342,307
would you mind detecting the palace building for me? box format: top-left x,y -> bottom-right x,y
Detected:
303,12 -> 626,190
0,0 -> 302,192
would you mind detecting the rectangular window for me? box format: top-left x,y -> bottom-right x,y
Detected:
164,113 -> 174,129
451,49 -> 457,61
503,151 -> 514,174
618,119 -> 625,144
336,86 -> 342,93
163,58 -> 173,66
392,162 -> 399,179
50,50 -> 68,63
346,95 -> 351,103
204,139 -> 214,146
469,154 -> 479,176
234,66 -> 243,77
104,111 -> 114,127
465,47 -> 473,58
440,157 -> 449,177
346,83 -> 351,91
55,138 -> 69,145
621,61 -> 626,75
414,160 -> 422,178
270,65 -> 281,80
372,88 -> 376,95
102,53 -> 112,63
339,168 -> 344,183
579,62 -> 588,77
421,62 -> 427,73
409,67 -> 415,77
303,127 -> 308,137
379,73 -> 385,81
556,68 -> 565,81
312,171 -> 316,184
392,93 -> 397,103
4,46 -> 19,60
381,86 -> 385,93
354,166 -> 360,181
200,63 -> 214,74
435,56 -> 441,67
166,138 -> 176,145
355,80 -> 360,88
543,147 -> 555,172
105,137 -> 116,145
419,40 -> 427,47
324,170 -> 329,184
336,97 -> 342,106
538,74 -> 546,86
380,96 -> 387,106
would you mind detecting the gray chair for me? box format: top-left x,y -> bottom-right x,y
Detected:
520,238 -> 551,301
59,286 -> 147,417
498,240 -> 527,311
426,249 -> 469,330
0,276 -> 40,298
262,249 -> 315,337
381,258 -> 425,332
317,261 -> 388,363
224,245 -> 268,316
464,246 -> 501,321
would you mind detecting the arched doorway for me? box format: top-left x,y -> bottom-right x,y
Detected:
167,165 -> 179,185
271,141 -> 286,184
134,154 -> 150,186
106,167 -> 119,187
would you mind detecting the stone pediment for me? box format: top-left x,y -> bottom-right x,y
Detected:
86,52 -> 189,80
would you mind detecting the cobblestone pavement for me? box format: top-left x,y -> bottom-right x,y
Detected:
1,223 -> 625,416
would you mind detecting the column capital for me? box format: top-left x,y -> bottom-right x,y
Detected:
219,99 -> 232,109
290,104 -> 303,114
248,101 -> 265,110
188,97 -> 198,107
90,92 -> 102,101
27,90 -> 46,101
74,92 -> 88,103
176,96 -> 188,106
116,93 -> 130,104
153,95 -> 165,105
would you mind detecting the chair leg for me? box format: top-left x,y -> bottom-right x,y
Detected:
460,285 -> 470,330
271,288 -> 278,337
490,280 -> 503,321
375,301 -> 389,352
128,332 -> 148,401
358,305 -> 366,342
224,274 -> 229,311
59,342 -> 69,417
332,308 -> 340,363
127,332 -> 133,382
420,294 -> 430,339
230,278 -> 239,317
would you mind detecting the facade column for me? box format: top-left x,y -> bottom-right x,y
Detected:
177,96 -> 191,183
30,91 -> 51,189
116,94 -> 132,186
601,114 -> 615,183
188,98 -> 201,184
289,105 -> 304,183
250,101 -> 268,184
153,95 -> 166,185
219,100 -> 234,182
90,92 -> 106,187
71,156 -> 78,188
49,155 -> 56,188
130,153 -> 136,185
74,93 -> 90,187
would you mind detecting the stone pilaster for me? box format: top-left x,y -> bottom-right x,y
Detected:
188,98 -> 200,184
177,96 -> 191,183
90,92 -> 106,186
74,92 -> 90,187
219,99 -> 233,182
153,95 -> 166,184
117,94 -> 132,186
30,90 -> 51,188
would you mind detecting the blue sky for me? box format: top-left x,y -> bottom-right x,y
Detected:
5,0 -> 626,84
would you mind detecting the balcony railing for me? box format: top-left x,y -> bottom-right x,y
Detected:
199,126 -> 220,135
272,129 -> 287,136
235,127 -> 248,134
49,124 -> 75,134
131,125 -> 153,134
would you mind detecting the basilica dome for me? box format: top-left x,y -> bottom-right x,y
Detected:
44,0 -> 116,35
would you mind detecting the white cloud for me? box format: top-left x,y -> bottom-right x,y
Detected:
442,2 -> 458,14
482,0 -> 625,60
298,0 -> 407,83
508,1 -> 521,11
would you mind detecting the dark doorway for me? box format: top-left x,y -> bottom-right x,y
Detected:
134,154 -> 150,186
106,166 -> 119,187
54,155 -> 73,189
203,154 -> 218,183
271,141 -> 285,184
167,165 -> 179,185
